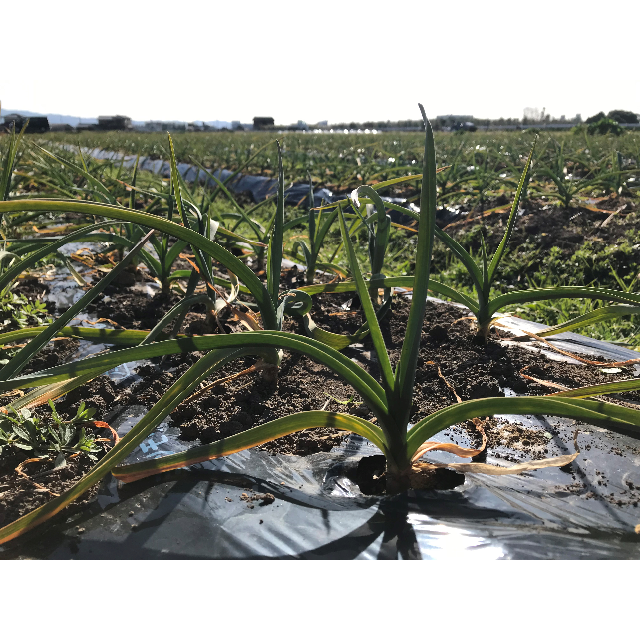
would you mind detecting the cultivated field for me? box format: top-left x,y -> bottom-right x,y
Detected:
22,127 -> 640,344
2,121 -> 640,549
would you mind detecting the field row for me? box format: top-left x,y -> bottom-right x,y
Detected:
25,129 -> 640,204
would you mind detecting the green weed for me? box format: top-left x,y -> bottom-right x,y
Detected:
0,401 -> 99,461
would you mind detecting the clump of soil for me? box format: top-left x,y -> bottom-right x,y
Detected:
12,277 -> 52,307
90,288 -> 182,331
55,375 -> 127,416
239,491 -> 276,508
21,338 -> 81,376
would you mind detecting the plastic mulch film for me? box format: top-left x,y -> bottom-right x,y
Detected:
69,145 -> 414,213
3,309 -> 640,559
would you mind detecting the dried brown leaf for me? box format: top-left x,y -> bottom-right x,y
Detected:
414,431 -> 581,477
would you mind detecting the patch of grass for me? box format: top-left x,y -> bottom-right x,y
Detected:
432,220 -> 640,344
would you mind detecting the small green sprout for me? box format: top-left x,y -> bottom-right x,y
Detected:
324,393 -> 362,406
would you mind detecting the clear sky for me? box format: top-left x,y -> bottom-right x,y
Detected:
3,0 -> 638,125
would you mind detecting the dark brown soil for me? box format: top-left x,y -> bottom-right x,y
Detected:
3,268 -> 640,528
0,277 -> 80,373
21,338 -> 81,376
0,278 -> 108,526
12,277 -> 52,306
91,288 -> 183,331
510,196 -> 635,245
50,294 -> 640,468
437,194 -> 639,282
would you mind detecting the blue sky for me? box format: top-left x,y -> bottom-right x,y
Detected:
3,0 -> 638,124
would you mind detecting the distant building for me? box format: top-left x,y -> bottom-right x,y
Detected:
1,113 -> 50,133
49,123 -> 75,132
253,116 -> 275,130
97,115 -> 132,131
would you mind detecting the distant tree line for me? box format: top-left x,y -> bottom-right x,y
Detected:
328,110 -> 638,130
585,110 -> 638,124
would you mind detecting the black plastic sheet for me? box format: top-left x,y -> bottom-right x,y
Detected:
4,376 -> 640,559
72,146 -> 417,215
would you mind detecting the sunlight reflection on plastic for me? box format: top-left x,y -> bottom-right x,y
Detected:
407,516 -> 505,560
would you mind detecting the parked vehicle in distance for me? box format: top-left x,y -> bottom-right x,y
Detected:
436,114 -> 477,132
